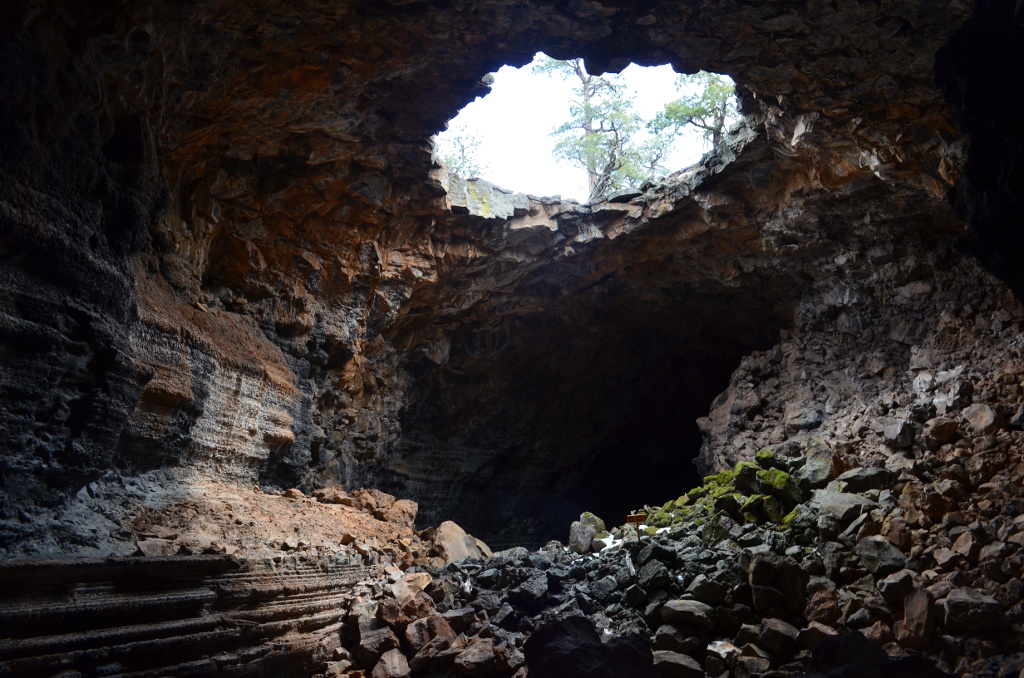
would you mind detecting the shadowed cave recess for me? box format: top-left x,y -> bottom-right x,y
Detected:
4,0 -> 1024,674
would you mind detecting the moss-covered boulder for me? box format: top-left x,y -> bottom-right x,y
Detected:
579,511 -> 606,532
756,468 -> 804,509
714,493 -> 743,518
648,510 -> 674,527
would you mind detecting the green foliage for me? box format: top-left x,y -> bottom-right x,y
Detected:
649,71 -> 738,150
533,56 -> 676,203
435,124 -> 489,178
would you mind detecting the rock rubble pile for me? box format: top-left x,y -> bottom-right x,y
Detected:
323,445 -> 1024,678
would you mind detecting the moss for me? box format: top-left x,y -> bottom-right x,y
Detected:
754,449 -> 776,468
741,494 -> 764,512
761,496 -> 785,523
781,509 -> 800,528
703,470 -> 736,492
756,468 -> 804,509
672,505 -> 694,522
644,526 -> 660,537
742,511 -> 761,525
580,511 -> 606,531
733,462 -> 761,495
649,511 -> 673,527
700,520 -> 730,542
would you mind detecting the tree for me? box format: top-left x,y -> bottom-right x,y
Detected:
434,124 -> 489,178
534,56 -> 655,203
650,71 -> 737,151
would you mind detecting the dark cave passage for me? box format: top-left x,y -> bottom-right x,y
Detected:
392,278 -> 794,549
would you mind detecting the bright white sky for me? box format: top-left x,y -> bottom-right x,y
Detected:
435,53 -> 717,202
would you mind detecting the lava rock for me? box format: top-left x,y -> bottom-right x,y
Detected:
836,467 -> 893,493
454,637 -> 497,676
524,616 -> 658,678
798,439 -> 838,489
894,588 -> 935,649
942,587 -> 1008,631
961,403 -> 999,433
358,615 -> 401,667
371,648 -> 411,678
854,536 -> 907,576
405,614 -> 456,654
639,560 -> 671,590
651,650 -> 704,678
510,571 -> 549,610
760,617 -> 800,658
812,490 -> 878,524
661,600 -> 714,629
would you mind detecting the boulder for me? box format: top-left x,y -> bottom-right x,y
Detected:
510,571 -> 549,610
785,401 -> 824,433
883,420 -> 914,448
941,587 -> 1008,631
961,403 -> 999,433
877,569 -> 915,607
391,571 -> 432,603
686,574 -> 726,605
894,588 -> 934,649
798,439 -> 837,489
924,417 -> 959,446
835,467 -> 893,493
358,615 -> 400,667
434,521 -> 491,564
639,560 -> 671,590
798,621 -> 839,651
651,651 -> 704,678
806,589 -> 841,625
568,522 -> 597,554
371,648 -> 411,678
524,616 -> 658,678
661,600 -> 714,629
653,626 -> 701,655
405,614 -> 456,654
951,530 -> 980,562
454,637 -> 498,676
759,617 -> 800,658
812,490 -> 877,524
855,536 -> 906,576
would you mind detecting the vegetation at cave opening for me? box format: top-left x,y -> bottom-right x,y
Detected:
533,57 -> 738,203
434,53 -> 739,203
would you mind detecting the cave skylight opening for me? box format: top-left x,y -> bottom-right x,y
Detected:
434,52 -> 739,204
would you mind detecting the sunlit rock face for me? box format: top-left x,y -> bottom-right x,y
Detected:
1,0 -> 1018,549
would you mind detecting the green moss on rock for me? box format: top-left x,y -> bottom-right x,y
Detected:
754,449 -> 776,468
756,468 -> 804,509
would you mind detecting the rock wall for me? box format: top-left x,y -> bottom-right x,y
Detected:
0,553 -> 376,676
0,0 -> 1017,553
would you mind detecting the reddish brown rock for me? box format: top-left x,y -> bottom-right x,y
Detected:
454,638 -> 497,676
371,649 -> 411,678
405,614 -> 456,655
807,590 -> 842,625
894,588 -> 935,649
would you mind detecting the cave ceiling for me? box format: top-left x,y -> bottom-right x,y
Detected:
2,0 -> 1012,548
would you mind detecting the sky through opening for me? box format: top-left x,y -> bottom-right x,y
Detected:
434,53 -> 735,202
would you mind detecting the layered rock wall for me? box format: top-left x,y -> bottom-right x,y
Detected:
0,553 -> 376,676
